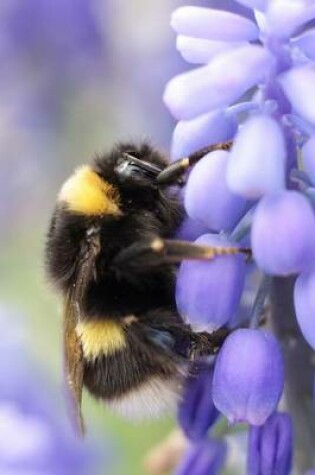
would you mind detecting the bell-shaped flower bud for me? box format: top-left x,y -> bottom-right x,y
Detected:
176,36 -> 246,65
281,65 -> 315,127
266,1 -> 315,39
185,151 -> 248,231
176,234 -> 247,331
294,271 -> 315,350
171,109 -> 237,160
175,439 -> 227,475
164,45 -> 274,120
176,216 -> 210,242
293,29 -> 315,61
171,7 -> 259,42
178,363 -> 219,441
227,115 -> 286,199
235,0 -> 267,10
302,136 -> 315,185
212,329 -> 284,425
251,191 -> 315,275
247,412 -> 293,475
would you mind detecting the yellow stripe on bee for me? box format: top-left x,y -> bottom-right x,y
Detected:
76,320 -> 126,359
58,165 -> 121,216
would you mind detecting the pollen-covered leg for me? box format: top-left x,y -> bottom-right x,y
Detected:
156,140 -> 233,186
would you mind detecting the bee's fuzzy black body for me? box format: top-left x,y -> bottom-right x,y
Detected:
46,141 -> 222,420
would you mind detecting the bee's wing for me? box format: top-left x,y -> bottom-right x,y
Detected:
63,226 -> 101,436
63,292 -> 85,436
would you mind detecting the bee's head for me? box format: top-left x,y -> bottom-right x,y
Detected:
92,141 -> 173,212
57,141 -> 179,219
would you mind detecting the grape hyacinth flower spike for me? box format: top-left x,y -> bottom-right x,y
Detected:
164,0 -> 315,471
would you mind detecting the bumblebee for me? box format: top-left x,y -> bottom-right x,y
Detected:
45,139 -> 247,434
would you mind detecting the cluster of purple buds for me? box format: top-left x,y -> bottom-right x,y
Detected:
163,0 -> 315,472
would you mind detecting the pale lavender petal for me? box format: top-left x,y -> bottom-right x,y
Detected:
171,110 -> 237,160
294,271 -> 315,350
171,7 -> 259,41
235,0 -> 267,10
302,136 -> 315,185
266,1 -> 315,39
176,35 -> 247,65
164,45 -> 274,120
280,66 -> 315,126
293,29 -> 315,61
227,115 -> 286,199
185,150 -> 248,231
175,216 -> 211,242
212,329 -> 284,425
252,191 -> 315,275
176,234 -> 246,331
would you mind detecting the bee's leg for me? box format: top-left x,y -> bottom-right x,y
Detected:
143,310 -> 230,362
156,140 -> 233,186
188,328 -> 230,360
111,237 -> 250,274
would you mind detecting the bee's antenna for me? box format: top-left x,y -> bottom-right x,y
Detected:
156,140 -> 233,186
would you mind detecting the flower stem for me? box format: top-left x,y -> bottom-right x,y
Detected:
249,274 -> 272,329
270,277 -> 315,472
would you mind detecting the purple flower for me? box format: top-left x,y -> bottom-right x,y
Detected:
171,7 -> 259,42
226,114 -> 286,199
178,363 -> 219,442
171,109 -> 237,160
165,0 -> 315,470
164,0 -> 315,260
176,234 -> 247,331
293,28 -> 315,61
280,65 -> 315,126
164,45 -> 273,121
251,191 -> 315,275
174,439 -> 227,475
265,1 -> 315,40
235,0 -> 267,9
294,271 -> 315,350
185,150 -> 248,231
212,329 -> 284,425
175,215 -> 211,242
247,412 -> 293,475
